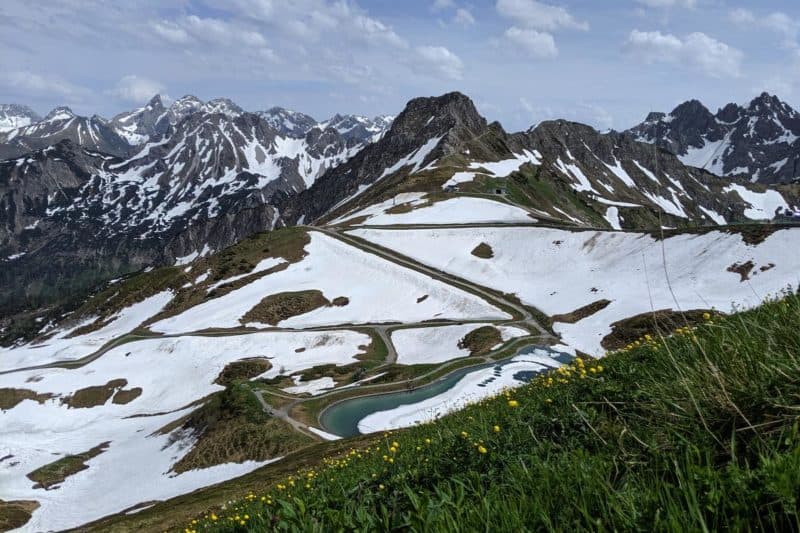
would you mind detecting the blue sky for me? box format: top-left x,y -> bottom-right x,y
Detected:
1,0 -> 798,131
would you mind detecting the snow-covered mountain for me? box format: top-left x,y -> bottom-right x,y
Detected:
55,111 -> 363,238
318,113 -> 396,143
109,94 -> 170,145
257,107 -> 319,138
0,104 -> 41,133
257,107 -> 394,144
626,92 -> 800,184
0,98 -> 385,312
0,106 -> 130,159
284,92 -> 797,231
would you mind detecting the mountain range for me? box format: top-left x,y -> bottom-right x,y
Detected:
1,92 -> 798,314
626,92 -> 800,185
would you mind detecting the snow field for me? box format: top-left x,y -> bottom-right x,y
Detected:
152,231 -> 509,333
0,329 -> 369,530
0,291 -> 173,371
335,194 -> 534,226
350,226 -> 800,356
391,323 -> 528,365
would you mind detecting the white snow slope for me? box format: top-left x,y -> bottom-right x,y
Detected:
392,324 -> 528,365
152,231 -> 508,333
334,194 -> 534,226
0,329 -> 369,531
350,226 -> 800,355
0,291 -> 173,372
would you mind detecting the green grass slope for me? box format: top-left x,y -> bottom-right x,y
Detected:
121,292 -> 800,532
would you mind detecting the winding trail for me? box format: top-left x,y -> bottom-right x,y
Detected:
318,226 -> 552,337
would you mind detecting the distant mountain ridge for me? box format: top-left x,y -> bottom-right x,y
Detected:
0,95 -> 393,159
285,92 -> 798,232
0,91 -> 797,314
626,92 -> 800,184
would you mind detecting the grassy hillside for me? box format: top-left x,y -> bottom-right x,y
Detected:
171,291 -> 800,532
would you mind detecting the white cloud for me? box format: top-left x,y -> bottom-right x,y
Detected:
730,8 -> 799,51
505,27 -> 558,58
624,30 -> 742,78
150,20 -> 190,44
181,15 -> 268,48
635,0 -> 696,8
110,75 -> 165,103
352,14 -> 408,48
149,14 -> 279,65
228,0 -> 275,20
431,0 -> 455,11
2,71 -> 91,101
414,46 -> 464,80
496,0 -> 588,31
453,8 -> 476,27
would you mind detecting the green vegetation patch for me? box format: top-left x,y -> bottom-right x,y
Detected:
171,384 -> 311,474
601,308 -> 718,351
458,325 -> 503,356
470,242 -> 494,259
215,359 -> 272,387
26,442 -> 109,490
240,290 -> 331,326
62,379 -> 128,408
551,299 -> 611,324
0,388 -> 53,411
0,499 -> 39,532
111,387 -> 143,405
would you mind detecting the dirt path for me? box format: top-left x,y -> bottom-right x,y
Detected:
317,227 -> 553,338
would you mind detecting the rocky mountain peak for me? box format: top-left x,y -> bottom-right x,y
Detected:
146,94 -> 165,110
44,106 -> 76,122
203,98 -> 243,117
717,103 -> 744,123
173,95 -> 202,106
748,92 -> 783,112
167,95 -> 205,125
258,107 -> 318,138
626,93 -> 800,184
645,111 -> 666,123
669,100 -> 716,127
0,104 -> 40,120
110,95 -> 171,146
389,91 -> 486,146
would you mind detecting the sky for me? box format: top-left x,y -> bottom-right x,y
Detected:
1,0 -> 799,132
